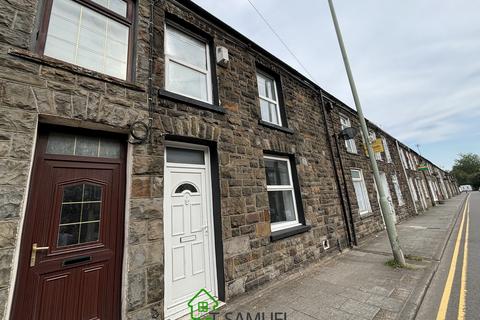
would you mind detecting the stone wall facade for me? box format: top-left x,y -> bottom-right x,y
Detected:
0,0 -> 458,319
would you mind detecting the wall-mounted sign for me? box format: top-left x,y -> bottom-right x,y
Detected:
363,138 -> 384,156
418,163 -> 429,171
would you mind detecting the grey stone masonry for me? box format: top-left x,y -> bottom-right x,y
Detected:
0,0 -> 458,319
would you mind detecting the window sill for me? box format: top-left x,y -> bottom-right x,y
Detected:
345,150 -> 359,155
270,224 -> 311,241
359,211 -> 374,219
158,89 -> 225,114
8,48 -> 145,92
258,120 -> 294,134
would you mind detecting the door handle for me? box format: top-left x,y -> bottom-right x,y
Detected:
30,243 -> 49,267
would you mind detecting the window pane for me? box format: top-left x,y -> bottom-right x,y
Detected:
175,183 -> 198,194
78,26 -> 106,55
92,0 -> 128,17
82,6 -> 107,32
257,73 -> 276,101
77,48 -> 104,73
51,0 -> 81,22
257,74 -> 266,97
166,26 -> 207,70
47,133 -> 120,158
166,147 -> 205,165
268,190 -> 296,223
79,222 -> 100,243
269,102 -> 279,125
83,184 -> 102,201
82,202 -> 101,221
167,61 -> 208,101
44,0 -> 129,80
260,99 -> 270,122
48,15 -> 79,43
266,78 -> 276,101
75,135 -> 99,157
46,132 -> 75,155
60,203 -> 82,224
58,225 -> 79,246
99,138 -> 121,158
105,58 -> 127,80
351,170 -> 361,180
265,158 -> 290,186
62,184 -> 84,202
108,21 -> 129,44
110,0 -> 128,17
44,36 -> 76,63
107,39 -> 128,61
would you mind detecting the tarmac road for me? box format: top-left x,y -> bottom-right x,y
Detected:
417,192 -> 480,320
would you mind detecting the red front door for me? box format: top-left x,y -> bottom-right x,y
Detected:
12,126 -> 126,320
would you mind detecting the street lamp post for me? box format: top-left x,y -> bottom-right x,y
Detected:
327,0 -> 406,265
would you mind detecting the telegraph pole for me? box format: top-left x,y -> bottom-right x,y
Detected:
327,0 -> 406,266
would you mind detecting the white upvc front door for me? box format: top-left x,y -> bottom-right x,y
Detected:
164,143 -> 217,320
379,172 -> 396,223
415,179 -> 428,210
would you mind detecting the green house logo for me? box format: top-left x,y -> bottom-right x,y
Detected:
187,288 -> 219,320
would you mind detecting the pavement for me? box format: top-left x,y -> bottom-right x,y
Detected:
417,192 -> 479,319
215,194 -> 467,320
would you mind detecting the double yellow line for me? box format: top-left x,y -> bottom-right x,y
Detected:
436,194 -> 470,320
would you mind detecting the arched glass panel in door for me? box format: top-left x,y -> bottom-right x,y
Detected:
174,183 -> 198,194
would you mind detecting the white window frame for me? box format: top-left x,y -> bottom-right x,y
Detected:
264,155 -> 300,232
340,114 -> 357,153
351,169 -> 372,215
164,24 -> 213,103
409,177 -> 418,202
400,149 -> 409,169
382,136 -> 392,163
256,71 -> 282,126
421,179 -> 430,198
391,175 -> 405,206
407,152 -> 415,170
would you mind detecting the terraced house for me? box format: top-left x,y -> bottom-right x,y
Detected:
0,0 -> 459,319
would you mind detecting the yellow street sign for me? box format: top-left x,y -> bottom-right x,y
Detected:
372,138 -> 384,153
364,138 -> 384,155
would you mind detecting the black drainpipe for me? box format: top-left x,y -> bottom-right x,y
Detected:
148,0 -> 162,142
319,91 -> 356,247
332,131 -> 357,245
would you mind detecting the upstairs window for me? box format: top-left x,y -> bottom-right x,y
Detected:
400,149 -> 409,169
165,24 -> 212,103
340,115 -> 357,153
257,72 -> 282,126
382,136 -> 392,163
41,0 -> 133,80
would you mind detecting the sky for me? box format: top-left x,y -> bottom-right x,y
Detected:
191,0 -> 480,170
